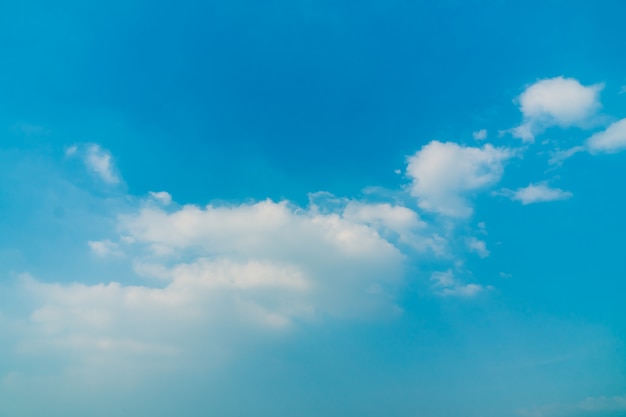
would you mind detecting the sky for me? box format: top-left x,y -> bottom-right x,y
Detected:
1,1 -> 626,416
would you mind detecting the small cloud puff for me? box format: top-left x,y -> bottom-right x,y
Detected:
466,237 -> 489,258
88,240 -> 122,257
430,270 -> 489,297
149,191 -> 172,205
472,129 -> 488,140
511,76 -> 603,142
500,183 -> 572,205
406,141 -> 513,218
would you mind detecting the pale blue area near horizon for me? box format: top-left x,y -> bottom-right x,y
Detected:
1,1 -> 626,416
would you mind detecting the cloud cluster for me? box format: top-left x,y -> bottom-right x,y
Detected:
18,198 -> 427,368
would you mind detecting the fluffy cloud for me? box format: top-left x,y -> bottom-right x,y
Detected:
430,270 -> 489,297
501,183 -> 573,205
14,198 -> 424,370
586,118 -> 626,154
512,77 -> 603,142
19,259 -> 314,360
406,141 -> 513,218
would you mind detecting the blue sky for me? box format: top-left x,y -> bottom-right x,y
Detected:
1,1 -> 626,416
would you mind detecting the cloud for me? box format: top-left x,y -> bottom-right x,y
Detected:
148,191 -> 172,205
430,270 -> 489,297
343,201 -> 425,242
121,199 -> 411,310
586,118 -> 626,154
65,145 -> 78,157
500,183 -> 573,205
19,259 -> 314,359
406,141 -> 513,218
466,237 -> 489,258
12,197 -> 418,372
84,144 -> 120,184
511,77 -> 603,142
472,129 -> 487,140
88,239 -> 122,257
548,146 -> 586,166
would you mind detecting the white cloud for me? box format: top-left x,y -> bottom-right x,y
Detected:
430,270 -> 488,297
466,237 -> 489,258
501,183 -> 573,205
15,198 -> 416,368
512,77 -> 603,142
3,142 -> 506,385
406,141 -> 513,218
148,191 -> 172,205
343,201 -> 425,242
88,240 -> 122,257
120,199 -> 404,268
84,144 -> 120,184
586,118 -> 626,154
472,129 -> 487,140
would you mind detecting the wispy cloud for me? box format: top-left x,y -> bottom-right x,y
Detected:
549,146 -> 586,166
499,183 -> 573,205
430,270 -> 490,297
66,143 -> 121,184
84,144 -> 120,184
10,122 -> 50,136
466,237 -> 490,258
